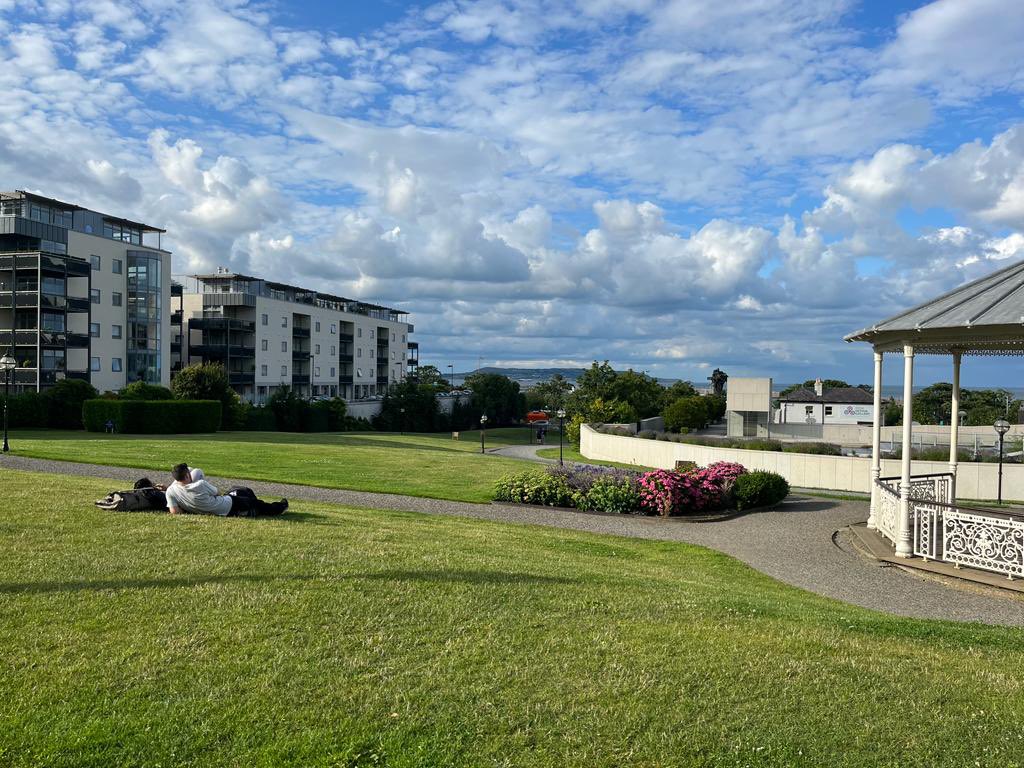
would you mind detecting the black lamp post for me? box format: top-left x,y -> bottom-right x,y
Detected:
1,349 -> 15,453
557,408 -> 566,466
994,418 -> 1010,505
480,414 -> 488,454
400,406 -> 406,435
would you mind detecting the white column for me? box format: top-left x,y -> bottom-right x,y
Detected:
897,344 -> 915,558
948,351 -> 961,501
868,350 -> 883,529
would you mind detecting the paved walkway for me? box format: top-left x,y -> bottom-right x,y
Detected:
3,454 -> 1023,626
490,444 -> 557,462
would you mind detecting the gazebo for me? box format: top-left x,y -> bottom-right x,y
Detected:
845,258 -> 1024,579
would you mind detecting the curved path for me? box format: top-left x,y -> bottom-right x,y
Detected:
490,444 -> 556,462
3,454 -> 1023,626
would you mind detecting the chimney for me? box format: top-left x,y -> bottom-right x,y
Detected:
814,378 -> 824,397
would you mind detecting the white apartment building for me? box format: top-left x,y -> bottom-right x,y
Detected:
179,271 -> 415,403
0,190 -> 172,393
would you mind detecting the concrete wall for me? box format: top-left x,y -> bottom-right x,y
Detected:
761,422 -> 1024,447
580,424 -> 1024,501
725,377 -> 771,412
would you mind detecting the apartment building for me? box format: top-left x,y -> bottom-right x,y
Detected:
179,271 -> 415,403
0,190 -> 172,393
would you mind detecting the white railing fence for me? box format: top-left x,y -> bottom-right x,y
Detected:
876,472 -> 1024,579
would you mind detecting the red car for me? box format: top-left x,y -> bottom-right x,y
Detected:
526,410 -> 550,425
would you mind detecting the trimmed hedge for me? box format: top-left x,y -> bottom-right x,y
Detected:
732,471 -> 790,511
83,399 -> 222,434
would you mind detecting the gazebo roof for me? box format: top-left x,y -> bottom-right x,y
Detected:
845,258 -> 1024,355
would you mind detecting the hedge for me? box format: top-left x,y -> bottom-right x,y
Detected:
83,399 -> 222,434
732,471 -> 790,511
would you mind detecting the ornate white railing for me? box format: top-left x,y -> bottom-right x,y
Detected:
875,472 -> 1024,579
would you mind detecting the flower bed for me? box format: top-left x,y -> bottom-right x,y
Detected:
494,461 -> 788,516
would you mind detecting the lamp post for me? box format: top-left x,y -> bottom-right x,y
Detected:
400,406 -> 406,435
557,408 -> 566,466
994,418 -> 1010,505
1,349 -> 15,453
480,414 -> 488,454
447,363 -> 454,389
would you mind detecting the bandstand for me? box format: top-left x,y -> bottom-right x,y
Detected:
846,258 -> 1024,580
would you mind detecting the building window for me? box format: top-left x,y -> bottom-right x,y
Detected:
330,346 -> 335,356
89,323 -> 100,338
90,288 -> 101,304
314,366 -> 320,377
315,344 -> 320,354
112,258 -> 122,275
357,368 -> 363,378
126,251 -> 162,384
805,406 -> 814,415
402,334 -> 406,342
330,367 -> 336,377
282,316 -> 288,328
357,328 -> 362,338
370,348 -> 374,358
261,365 -> 268,376
825,406 -> 833,416
112,292 -> 122,307
392,332 -> 396,342
261,313 -> 268,326
391,351 -> 395,360
90,357 -> 100,372
281,365 -> 287,377
112,325 -> 122,339
281,341 -> 287,352
357,348 -> 362,358
261,339 -> 268,351
315,321 -> 321,333
112,358 -> 122,372
90,255 -> 100,271
369,329 -> 375,339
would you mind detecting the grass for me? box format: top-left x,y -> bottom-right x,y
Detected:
4,428 -> 543,504
536,445 -> 657,471
2,468 -> 1024,767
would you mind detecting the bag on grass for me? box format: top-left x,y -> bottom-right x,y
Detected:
95,488 -> 166,512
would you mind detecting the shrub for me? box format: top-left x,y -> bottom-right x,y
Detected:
243,405 -> 278,431
733,471 -> 790,510
45,378 -> 98,429
171,363 -> 244,428
0,392 -> 49,428
637,430 -> 657,439
494,469 -> 574,507
580,475 -> 639,514
782,441 -> 841,456
663,396 -> 709,432
637,469 -> 684,516
120,381 -> 174,400
83,399 -> 222,433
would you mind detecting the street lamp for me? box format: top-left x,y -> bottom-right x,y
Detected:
1,349 -> 15,453
447,363 -> 454,389
994,418 -> 1011,505
557,408 -> 566,466
400,406 -> 406,435
480,414 -> 488,454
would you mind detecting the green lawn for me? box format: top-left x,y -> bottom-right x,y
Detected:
4,428 -> 539,503
536,445 -> 656,470
2,469 -> 1024,767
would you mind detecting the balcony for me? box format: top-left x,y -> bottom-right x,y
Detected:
0,292 -> 40,309
292,327 -> 311,339
66,297 -> 90,313
339,352 -> 353,362
171,310 -> 183,325
339,374 -> 353,384
339,333 -> 354,342
189,343 -> 256,359
0,330 -> 41,346
377,375 -> 389,385
189,317 -> 255,332
229,371 -> 255,385
170,342 -> 181,354
292,374 -> 310,385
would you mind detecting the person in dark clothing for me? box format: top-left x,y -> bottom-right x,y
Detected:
165,464 -> 288,517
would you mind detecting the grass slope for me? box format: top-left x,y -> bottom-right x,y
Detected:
536,445 -> 656,470
2,469 -> 1024,767
4,428 -> 541,503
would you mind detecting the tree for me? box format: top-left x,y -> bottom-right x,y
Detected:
660,380 -> 698,410
464,372 -> 526,425
120,381 -> 174,400
607,369 -> 663,418
664,396 -> 709,432
373,381 -> 440,432
44,378 -> 98,429
171,362 -> 241,428
411,364 -> 451,393
705,394 -> 726,421
883,398 -> 902,426
566,361 -> 618,415
527,374 -> 574,412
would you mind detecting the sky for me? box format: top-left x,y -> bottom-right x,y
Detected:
2,0 -> 1024,386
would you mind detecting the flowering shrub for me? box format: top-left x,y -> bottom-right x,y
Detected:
495,461 -> 756,516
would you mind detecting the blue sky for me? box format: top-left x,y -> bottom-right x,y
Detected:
1,0 -> 1024,386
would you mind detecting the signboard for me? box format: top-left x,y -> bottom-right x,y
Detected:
841,405 -> 872,419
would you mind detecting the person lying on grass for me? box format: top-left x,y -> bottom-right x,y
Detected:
166,463 -> 288,517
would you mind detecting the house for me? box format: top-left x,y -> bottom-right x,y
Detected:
776,379 -> 874,425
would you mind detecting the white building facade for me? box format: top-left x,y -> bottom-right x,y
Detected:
776,379 -> 874,425
0,190 -> 172,393
179,272 -> 414,403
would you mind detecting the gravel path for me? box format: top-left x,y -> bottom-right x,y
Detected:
490,444 -> 556,462
3,454 -> 1023,626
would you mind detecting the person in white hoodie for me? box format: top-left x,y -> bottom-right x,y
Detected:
165,464 -> 287,517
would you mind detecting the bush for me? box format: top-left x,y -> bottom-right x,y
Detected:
580,475 -> 639,514
120,381 -> 174,400
243,405 -> 277,431
732,471 -> 790,511
83,399 -> 222,433
663,396 -> 709,432
171,363 -> 244,428
782,441 -> 841,456
0,392 -> 49,428
45,379 -> 98,429
493,469 -> 574,507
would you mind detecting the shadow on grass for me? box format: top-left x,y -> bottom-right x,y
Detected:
0,573 -> 290,595
352,569 -> 577,586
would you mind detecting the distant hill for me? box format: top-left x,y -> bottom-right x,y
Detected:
454,367 -> 688,388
